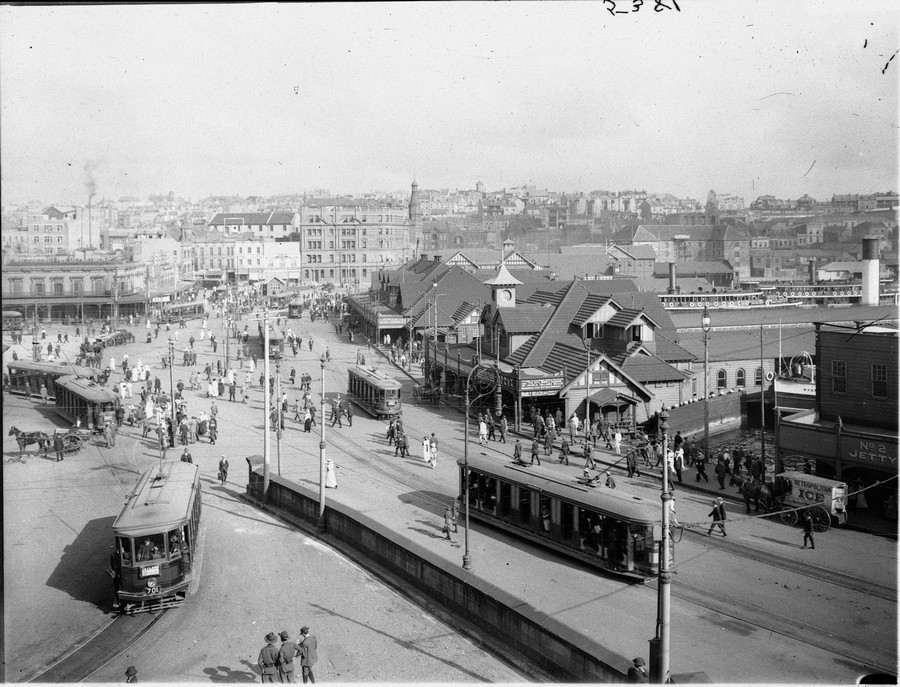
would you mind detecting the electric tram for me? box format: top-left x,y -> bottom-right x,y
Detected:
53,375 -> 118,430
458,454 -> 664,580
346,365 -> 403,419
160,300 -> 207,322
110,461 -> 202,614
257,322 -> 285,359
6,360 -> 103,398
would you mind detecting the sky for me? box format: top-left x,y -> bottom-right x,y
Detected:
1,2 -> 898,206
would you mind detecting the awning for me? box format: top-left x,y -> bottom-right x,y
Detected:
588,388 -> 638,407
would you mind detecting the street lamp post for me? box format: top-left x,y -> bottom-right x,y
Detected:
702,306 -> 711,478
317,354 -> 327,533
582,335 -> 592,438
168,340 -> 176,425
652,404 -> 672,684
462,361 -> 502,570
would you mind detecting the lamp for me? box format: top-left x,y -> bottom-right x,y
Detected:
652,403 -> 672,684
317,353 -> 327,533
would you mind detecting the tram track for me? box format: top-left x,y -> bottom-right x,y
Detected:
27,610 -> 168,683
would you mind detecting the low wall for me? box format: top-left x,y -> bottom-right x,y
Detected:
662,392 -> 745,440
246,465 -> 629,682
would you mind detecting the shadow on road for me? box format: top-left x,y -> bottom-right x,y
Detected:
46,515 -> 117,610
202,664 -> 257,683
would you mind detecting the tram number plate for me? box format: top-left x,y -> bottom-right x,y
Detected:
140,565 -> 160,578
387,401 -> 396,406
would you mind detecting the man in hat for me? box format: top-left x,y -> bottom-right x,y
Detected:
299,626 -> 318,684
278,630 -> 300,683
707,497 -> 727,537
125,665 -> 138,683
627,657 -> 648,683
258,632 -> 280,683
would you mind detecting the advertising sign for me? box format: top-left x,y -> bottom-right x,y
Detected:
843,437 -> 898,468
519,375 -> 564,397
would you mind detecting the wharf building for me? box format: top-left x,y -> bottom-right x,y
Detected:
776,323 -> 898,516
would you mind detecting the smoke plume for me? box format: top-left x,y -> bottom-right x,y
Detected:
84,160 -> 100,200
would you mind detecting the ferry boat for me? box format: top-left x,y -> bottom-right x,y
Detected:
774,351 -> 816,410
658,289 -> 802,311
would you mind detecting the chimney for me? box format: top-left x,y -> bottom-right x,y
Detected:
861,237 -> 880,306
667,263 -> 677,294
433,255 -> 442,263
808,259 -> 817,285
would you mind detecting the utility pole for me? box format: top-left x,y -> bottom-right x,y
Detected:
263,314 -> 270,495
318,353 -> 327,532
275,365 -> 282,477
760,324 -> 766,468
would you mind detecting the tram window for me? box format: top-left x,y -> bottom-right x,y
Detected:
499,482 -> 512,517
483,477 -> 497,514
605,521 -> 628,569
539,495 -> 552,533
467,472 -> 481,510
518,488 -> 532,525
561,502 -> 574,542
116,536 -> 133,564
631,524 -> 654,570
168,529 -> 183,558
136,534 -> 165,561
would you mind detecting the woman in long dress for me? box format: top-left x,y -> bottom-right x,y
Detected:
325,459 -> 337,488
422,436 -> 431,463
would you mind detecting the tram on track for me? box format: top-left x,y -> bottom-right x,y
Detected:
110,461 -> 202,614
258,322 -> 285,359
2,310 -> 24,332
458,454 -> 664,580
6,360 -> 103,399
347,365 -> 403,419
54,374 -> 118,430
160,300 -> 207,322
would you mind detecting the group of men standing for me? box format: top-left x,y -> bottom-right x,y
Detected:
258,627 -> 318,683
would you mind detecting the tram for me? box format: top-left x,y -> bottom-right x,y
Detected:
2,310 -> 24,332
287,297 -> 305,319
110,461 -> 202,614
458,454 -> 663,580
160,300 -> 207,322
258,322 -> 285,359
6,360 -> 103,398
54,374 -> 118,430
347,365 -> 403,419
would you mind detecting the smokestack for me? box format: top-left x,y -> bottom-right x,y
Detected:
808,259 -> 817,285
861,237 -> 880,306
667,263 -> 677,294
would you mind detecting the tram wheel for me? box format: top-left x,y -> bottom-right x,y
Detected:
809,505 -> 831,532
779,509 -> 798,526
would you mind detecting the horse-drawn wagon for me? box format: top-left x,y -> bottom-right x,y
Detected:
735,471 -> 848,532
773,471 -> 848,532
413,383 -> 442,405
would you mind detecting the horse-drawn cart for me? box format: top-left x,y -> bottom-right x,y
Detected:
413,384 -> 442,405
54,427 -> 95,456
773,471 -> 848,532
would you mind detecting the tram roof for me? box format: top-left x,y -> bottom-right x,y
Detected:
114,462 -> 200,537
460,454 -> 659,524
162,299 -> 205,309
7,359 -> 100,377
2,310 -> 23,317
348,364 -> 402,388
55,375 -> 118,402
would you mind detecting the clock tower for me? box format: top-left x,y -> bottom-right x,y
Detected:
483,262 -> 522,309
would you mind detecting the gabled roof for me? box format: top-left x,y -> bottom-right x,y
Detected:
506,335 -> 538,366
605,308 -> 648,329
609,243 -> 658,260
496,306 -> 552,334
571,294 -> 611,327
653,334 -> 697,363
618,352 -> 690,383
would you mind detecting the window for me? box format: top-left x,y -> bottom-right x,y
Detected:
53,281 -> 64,296
736,369 -> 746,387
10,278 -> 23,295
44,236 -> 53,243
716,369 -> 727,389
872,363 -> 887,398
831,360 -> 847,394
755,367 -> 762,386
71,279 -> 83,294
32,279 -> 45,295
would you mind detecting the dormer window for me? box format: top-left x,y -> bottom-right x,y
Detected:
585,323 -> 604,339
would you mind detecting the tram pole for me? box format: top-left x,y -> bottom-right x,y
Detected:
263,314 -> 270,496
168,339 -> 176,426
275,365 -> 282,477
652,404 -> 672,684
317,353 -> 327,533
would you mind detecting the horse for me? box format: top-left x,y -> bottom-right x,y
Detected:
8,426 -> 51,456
732,475 -> 779,513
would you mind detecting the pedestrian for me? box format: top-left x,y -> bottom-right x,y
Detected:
543,427 -> 553,455
478,418 -> 487,445
54,431 -> 65,462
181,447 -> 193,464
125,665 -> 138,684
258,632 -> 280,684
40,383 -> 49,405
627,657 -> 648,683
667,489 -> 680,527
715,458 -> 728,490
673,446 -> 684,484
209,416 -> 218,445
325,458 -> 337,488
802,510 -> 816,549
429,433 -> 438,469
330,399 -> 342,428
443,506 -> 454,540
218,455 -> 228,486
558,438 -> 570,465
513,438 -> 523,463
613,429 -> 622,455
486,414 -> 496,441
157,425 -> 167,461
499,415 -> 508,443
104,423 -> 115,448
707,497 -> 727,537
278,630 -> 299,683
530,438 -> 541,466
299,626 -> 317,684
422,435 -> 431,463
584,442 -> 596,470
605,471 -> 616,489
695,450 -> 709,482
345,402 -> 353,427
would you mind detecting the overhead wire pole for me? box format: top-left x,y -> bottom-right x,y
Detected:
760,324 -> 766,470
652,405 -> 672,684
263,313 -> 271,495
275,362 -> 282,476
317,353 -> 327,533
